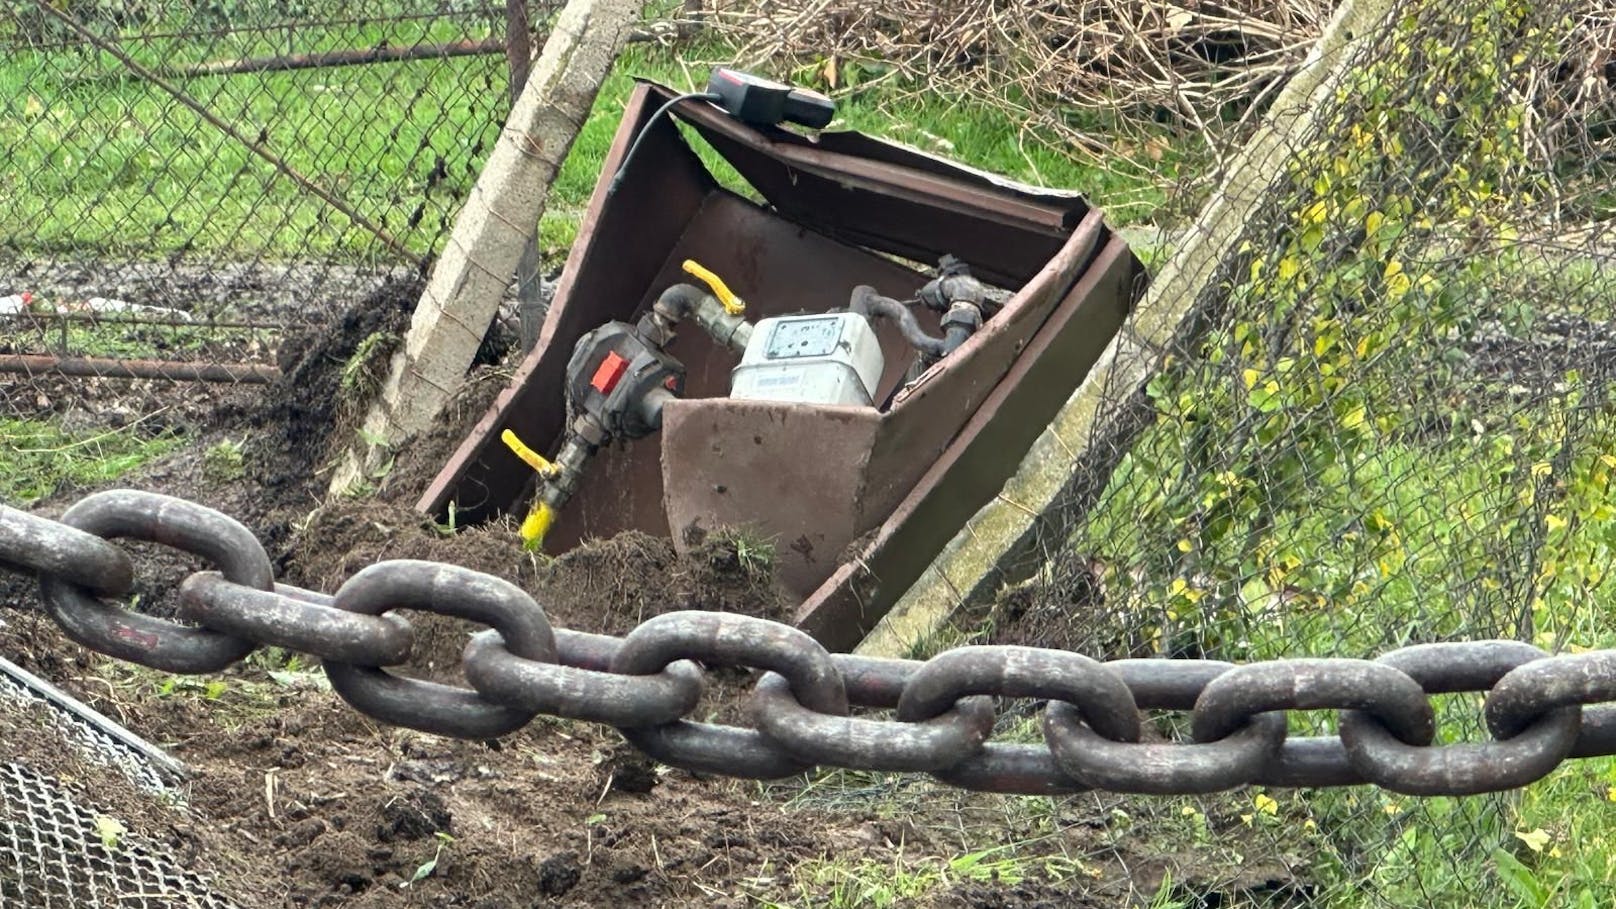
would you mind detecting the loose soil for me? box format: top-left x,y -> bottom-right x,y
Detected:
1,287 -> 1317,907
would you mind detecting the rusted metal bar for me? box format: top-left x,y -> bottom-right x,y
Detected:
0,354 -> 279,385
506,0 -> 532,94
17,9 -> 499,50
66,20 -> 693,84
171,37 -> 508,78
0,311 -> 281,331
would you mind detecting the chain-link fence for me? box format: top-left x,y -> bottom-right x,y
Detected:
949,1 -> 1616,905
0,0 -> 549,425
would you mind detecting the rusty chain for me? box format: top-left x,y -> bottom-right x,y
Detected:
6,489 -> 1616,797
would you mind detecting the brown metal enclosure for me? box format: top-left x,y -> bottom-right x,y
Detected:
420,80 -> 1144,645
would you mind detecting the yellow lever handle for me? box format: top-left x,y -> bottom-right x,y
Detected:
502,428 -> 558,549
519,502 -> 555,550
501,429 -> 558,478
682,259 -> 745,316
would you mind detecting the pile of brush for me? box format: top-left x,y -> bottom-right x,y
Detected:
709,0 -> 1615,167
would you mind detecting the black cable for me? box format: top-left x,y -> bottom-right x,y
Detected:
607,91 -> 721,197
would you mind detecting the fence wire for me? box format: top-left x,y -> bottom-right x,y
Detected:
0,0 -> 546,423
955,1 -> 1616,905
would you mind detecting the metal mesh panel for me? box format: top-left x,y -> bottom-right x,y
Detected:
0,665 -> 175,797
0,655 -> 242,909
0,763 -> 239,909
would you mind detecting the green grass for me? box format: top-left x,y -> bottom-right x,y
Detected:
1,30 -> 1184,266
0,417 -> 185,506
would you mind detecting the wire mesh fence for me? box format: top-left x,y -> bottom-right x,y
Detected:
960,0 -> 1616,904
0,0 -> 548,422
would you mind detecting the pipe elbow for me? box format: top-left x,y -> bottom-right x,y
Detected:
655,283 -> 707,320
849,284 -> 882,320
849,285 -> 945,358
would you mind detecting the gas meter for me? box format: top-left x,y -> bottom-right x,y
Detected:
730,313 -> 884,407
502,256 -> 993,549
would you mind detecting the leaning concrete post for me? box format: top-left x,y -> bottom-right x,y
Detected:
330,0 -> 645,496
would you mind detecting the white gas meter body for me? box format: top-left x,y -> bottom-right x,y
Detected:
730,313 -> 884,407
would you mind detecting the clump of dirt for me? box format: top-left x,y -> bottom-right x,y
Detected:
254,272 -> 422,488
374,364 -> 513,505
281,501 -> 790,666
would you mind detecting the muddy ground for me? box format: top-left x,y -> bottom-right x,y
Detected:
0,285 -> 1317,907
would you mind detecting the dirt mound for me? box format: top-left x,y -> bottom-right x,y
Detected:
373,364 -> 513,506
255,273 -> 421,489
284,501 -> 789,644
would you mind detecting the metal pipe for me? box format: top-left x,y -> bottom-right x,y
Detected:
171,38 -> 508,78
0,310 -> 281,331
848,285 -> 947,359
0,354 -> 279,384
648,283 -> 751,353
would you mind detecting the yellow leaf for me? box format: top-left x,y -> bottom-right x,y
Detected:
1301,200 -> 1328,226
1242,368 -> 1260,390
1254,794 -> 1278,816
1365,211 -> 1385,237
1277,257 -> 1300,281
1240,813 -> 1254,827
1545,514 -> 1567,532
1383,261 -> 1412,300
94,815 -> 125,851
1604,786 -> 1616,803
1176,538 -> 1193,553
1515,828 -> 1551,853
1342,405 -> 1366,430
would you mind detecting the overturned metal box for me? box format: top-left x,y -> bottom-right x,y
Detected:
421,80 -> 1146,650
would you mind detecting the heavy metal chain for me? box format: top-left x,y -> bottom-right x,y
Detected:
5,489 -> 1616,797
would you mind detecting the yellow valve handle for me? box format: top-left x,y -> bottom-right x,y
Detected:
519,501 -> 555,550
502,429 -> 560,549
682,259 -> 745,316
501,429 -> 558,478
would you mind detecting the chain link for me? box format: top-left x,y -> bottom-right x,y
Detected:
8,490 -> 1616,796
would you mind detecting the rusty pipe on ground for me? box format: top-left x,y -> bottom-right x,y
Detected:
0,354 -> 279,384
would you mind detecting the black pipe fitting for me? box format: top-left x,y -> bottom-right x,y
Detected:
917,255 -> 989,316
848,285 -> 947,359
940,302 -> 983,356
